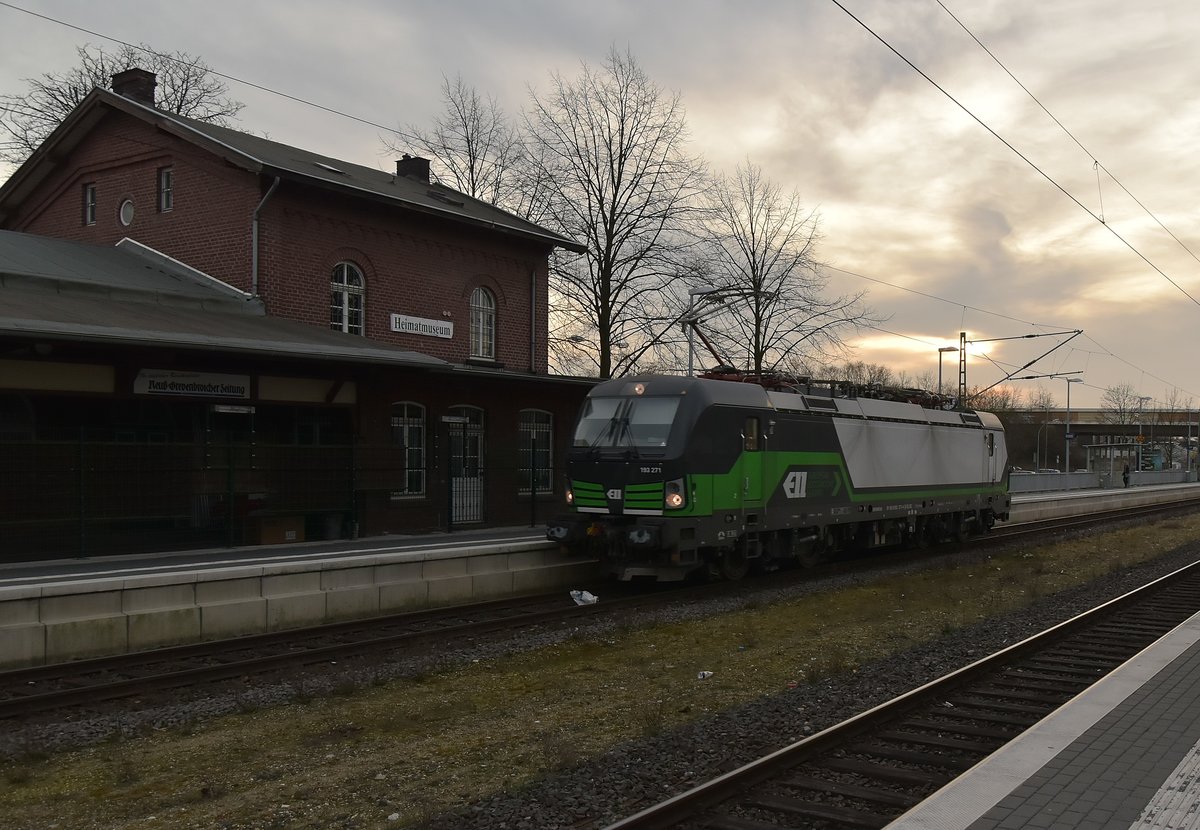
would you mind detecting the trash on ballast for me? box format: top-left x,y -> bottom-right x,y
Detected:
697,670 -> 714,680
785,680 -> 799,689
570,589 -> 599,605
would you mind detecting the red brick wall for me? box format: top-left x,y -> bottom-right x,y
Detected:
260,187 -> 552,371
7,107 -> 555,372
354,371 -> 590,533
3,104 -> 581,538
9,112 -> 260,292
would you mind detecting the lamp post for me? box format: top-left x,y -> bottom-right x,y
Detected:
1036,420 -> 1048,470
937,346 -> 959,397
1064,377 -> 1083,473
1137,396 -> 1152,472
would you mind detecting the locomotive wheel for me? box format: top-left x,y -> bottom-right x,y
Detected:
796,529 -> 832,568
718,548 -> 750,580
953,513 -> 971,543
902,523 -> 925,550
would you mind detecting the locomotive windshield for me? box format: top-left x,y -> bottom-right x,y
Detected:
573,395 -> 680,449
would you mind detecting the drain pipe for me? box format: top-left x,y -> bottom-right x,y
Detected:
530,268 -> 537,372
251,177 -> 281,297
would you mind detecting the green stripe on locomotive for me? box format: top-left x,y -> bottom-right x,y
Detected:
571,447 -> 1004,520
571,480 -> 607,509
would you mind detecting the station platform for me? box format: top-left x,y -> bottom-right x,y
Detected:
0,525 -> 584,669
887,610 -> 1200,829
0,524 -> 549,586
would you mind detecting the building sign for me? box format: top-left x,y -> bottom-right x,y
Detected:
390,313 -> 454,339
134,369 -> 250,399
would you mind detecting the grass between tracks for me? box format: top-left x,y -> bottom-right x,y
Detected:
4,516 -> 1200,829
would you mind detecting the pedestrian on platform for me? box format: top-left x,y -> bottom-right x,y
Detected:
1123,463 -> 1131,487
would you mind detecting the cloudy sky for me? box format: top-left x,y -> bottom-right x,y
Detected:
1,0 -> 1198,409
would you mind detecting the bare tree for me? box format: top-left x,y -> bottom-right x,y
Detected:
1100,383 -> 1141,425
0,43 -> 243,165
524,47 -> 706,379
1157,387 -> 1195,467
386,75 -> 527,209
1027,385 -> 1056,412
695,161 -> 876,377
969,384 -> 1024,413
839,361 -> 895,387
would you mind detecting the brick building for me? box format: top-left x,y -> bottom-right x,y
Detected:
0,69 -> 591,560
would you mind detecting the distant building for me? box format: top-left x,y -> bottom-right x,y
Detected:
0,69 -> 591,559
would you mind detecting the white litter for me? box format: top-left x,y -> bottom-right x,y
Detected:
570,589 -> 599,605
697,670 -> 714,680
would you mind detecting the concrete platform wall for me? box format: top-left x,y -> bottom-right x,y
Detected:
4,484 -> 1198,670
0,541 -> 597,669
1008,482 -> 1200,523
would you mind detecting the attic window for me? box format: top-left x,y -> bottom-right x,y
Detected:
427,189 -> 464,207
313,161 -> 346,175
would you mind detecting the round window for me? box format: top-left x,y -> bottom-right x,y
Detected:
119,199 -> 135,226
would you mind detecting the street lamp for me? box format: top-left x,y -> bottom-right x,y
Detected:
937,347 -> 959,397
1064,377 -> 1083,473
1137,396 -> 1152,472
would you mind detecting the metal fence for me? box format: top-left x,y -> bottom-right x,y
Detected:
0,438 -> 562,563
1008,469 -> 1195,493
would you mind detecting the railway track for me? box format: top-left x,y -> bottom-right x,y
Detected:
2,499 -> 1195,723
0,588 -> 669,720
603,559 -> 1200,830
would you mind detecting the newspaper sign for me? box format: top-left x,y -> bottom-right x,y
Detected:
134,369 -> 250,399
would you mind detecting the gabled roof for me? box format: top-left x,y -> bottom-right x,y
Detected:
0,229 -> 447,369
0,88 -> 586,254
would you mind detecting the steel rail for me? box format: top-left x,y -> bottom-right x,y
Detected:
3,499 -> 1196,722
603,559 -> 1200,829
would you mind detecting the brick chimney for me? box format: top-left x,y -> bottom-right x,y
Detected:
396,154 -> 430,183
111,68 -> 157,106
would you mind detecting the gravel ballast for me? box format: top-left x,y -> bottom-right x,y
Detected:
3,521 -> 1199,829
417,538 -> 1200,830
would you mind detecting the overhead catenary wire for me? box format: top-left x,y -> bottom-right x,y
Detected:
935,0 -> 1200,268
827,264 -> 1200,401
828,0 -> 1200,309
0,0 -> 421,147
0,0 -> 1196,402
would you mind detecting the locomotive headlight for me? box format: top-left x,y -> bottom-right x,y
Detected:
664,478 -> 686,510
565,488 -> 574,506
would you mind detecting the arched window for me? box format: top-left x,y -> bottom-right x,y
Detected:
390,402 -> 425,496
330,262 -> 365,335
519,409 -> 553,494
469,286 -> 495,359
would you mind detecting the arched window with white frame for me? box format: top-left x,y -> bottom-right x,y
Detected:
469,286 -> 495,359
330,262 -> 365,335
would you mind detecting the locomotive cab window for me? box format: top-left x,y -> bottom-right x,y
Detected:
988,433 -> 995,456
743,417 -> 760,451
573,396 -> 679,449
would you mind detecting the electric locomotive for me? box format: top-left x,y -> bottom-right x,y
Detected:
546,372 -> 1011,581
